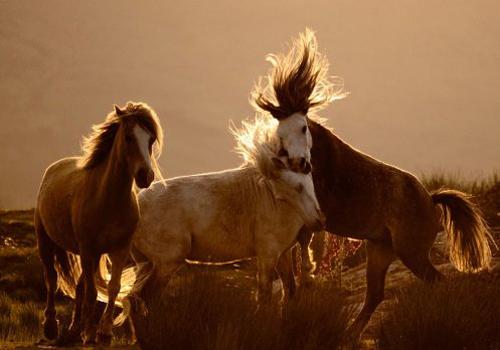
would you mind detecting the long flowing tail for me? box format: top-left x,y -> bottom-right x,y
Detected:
97,255 -> 154,325
431,189 -> 495,272
53,249 -> 154,326
53,249 -> 81,299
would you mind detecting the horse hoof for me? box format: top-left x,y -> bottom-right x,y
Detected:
55,329 -> 81,347
83,337 -> 97,346
42,318 -> 58,340
96,331 -> 113,346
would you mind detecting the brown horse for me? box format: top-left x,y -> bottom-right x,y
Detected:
301,119 -> 493,339
34,102 -> 163,345
256,30 -> 494,341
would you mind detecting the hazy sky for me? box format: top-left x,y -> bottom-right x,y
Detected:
0,1 -> 499,208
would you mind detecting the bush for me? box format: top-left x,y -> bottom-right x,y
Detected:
132,271 -> 354,350
377,274 -> 500,350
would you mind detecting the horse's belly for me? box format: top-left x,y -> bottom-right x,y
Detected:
187,230 -> 254,263
43,214 -> 79,253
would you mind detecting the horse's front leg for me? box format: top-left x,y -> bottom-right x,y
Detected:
256,255 -> 279,304
80,252 -> 100,345
276,249 -> 296,300
296,227 -> 315,285
96,246 -> 129,345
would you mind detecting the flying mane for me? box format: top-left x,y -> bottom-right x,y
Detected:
79,101 -> 163,177
231,114 -> 281,179
251,28 -> 347,120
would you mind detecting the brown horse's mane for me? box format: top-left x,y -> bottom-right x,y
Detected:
251,28 -> 347,120
79,102 -> 163,171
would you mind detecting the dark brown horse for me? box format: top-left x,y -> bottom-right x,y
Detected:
301,118 -> 493,338
35,102 -> 163,345
255,29 -> 494,341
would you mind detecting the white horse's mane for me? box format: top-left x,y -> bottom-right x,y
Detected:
231,113 -> 282,179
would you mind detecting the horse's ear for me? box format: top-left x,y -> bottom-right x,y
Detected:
114,104 -> 125,116
272,157 -> 287,170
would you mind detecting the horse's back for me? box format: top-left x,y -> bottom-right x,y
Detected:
310,120 -> 439,240
36,157 -> 84,252
134,167 -> 266,263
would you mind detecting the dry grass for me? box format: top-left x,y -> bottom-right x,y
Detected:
377,274 -> 500,350
0,292 -> 41,343
0,172 -> 498,348
132,271 -> 354,350
421,172 -> 499,196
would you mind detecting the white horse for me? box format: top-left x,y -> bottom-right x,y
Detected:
94,112 -> 324,315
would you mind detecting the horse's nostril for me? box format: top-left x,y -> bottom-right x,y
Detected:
299,158 -> 306,167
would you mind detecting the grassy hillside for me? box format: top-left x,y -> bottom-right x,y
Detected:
0,173 -> 498,349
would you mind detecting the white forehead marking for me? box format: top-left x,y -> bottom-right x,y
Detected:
277,113 -> 307,138
276,113 -> 311,159
133,125 -> 152,168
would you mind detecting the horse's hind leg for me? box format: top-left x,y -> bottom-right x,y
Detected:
346,240 -> 395,341
35,213 -> 58,340
393,226 -> 443,283
397,247 -> 442,283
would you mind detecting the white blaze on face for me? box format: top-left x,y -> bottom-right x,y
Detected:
276,112 -> 312,161
133,125 -> 152,170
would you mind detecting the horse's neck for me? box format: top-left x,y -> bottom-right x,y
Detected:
92,138 -> 134,202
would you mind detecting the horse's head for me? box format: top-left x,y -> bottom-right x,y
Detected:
273,158 -> 325,231
252,29 -> 346,175
115,103 -> 163,189
275,112 -> 312,174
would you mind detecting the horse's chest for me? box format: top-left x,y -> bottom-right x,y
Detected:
95,224 -> 135,252
74,210 -> 137,253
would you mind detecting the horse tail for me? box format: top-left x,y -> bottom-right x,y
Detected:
96,253 -> 154,326
53,249 -> 81,299
54,249 -> 153,326
431,188 -> 495,272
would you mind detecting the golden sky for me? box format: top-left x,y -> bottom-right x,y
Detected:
0,1 -> 499,208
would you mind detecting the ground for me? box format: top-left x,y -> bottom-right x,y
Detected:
1,174 -> 499,349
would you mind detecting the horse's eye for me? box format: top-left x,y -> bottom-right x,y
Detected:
278,148 -> 288,157
302,126 -> 307,134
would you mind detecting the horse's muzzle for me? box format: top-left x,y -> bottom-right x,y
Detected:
135,168 -> 154,188
308,209 -> 326,231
